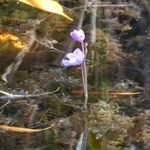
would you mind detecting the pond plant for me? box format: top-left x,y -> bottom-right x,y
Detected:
0,0 -> 149,150
61,29 -> 88,109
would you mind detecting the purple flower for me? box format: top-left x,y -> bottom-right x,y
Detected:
61,48 -> 85,67
70,29 -> 85,42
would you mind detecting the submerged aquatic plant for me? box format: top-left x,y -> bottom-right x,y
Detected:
61,29 -> 88,109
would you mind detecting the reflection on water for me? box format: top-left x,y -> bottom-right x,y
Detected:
0,0 -> 149,150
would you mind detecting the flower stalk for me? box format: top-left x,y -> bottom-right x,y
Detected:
61,29 -> 88,109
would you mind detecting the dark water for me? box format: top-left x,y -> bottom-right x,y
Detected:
0,0 -> 149,150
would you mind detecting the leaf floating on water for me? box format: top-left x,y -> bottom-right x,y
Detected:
18,0 -> 73,21
0,32 -> 26,49
0,124 -> 54,133
70,90 -> 141,96
107,91 -> 141,96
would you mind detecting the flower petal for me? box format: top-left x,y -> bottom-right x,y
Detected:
70,30 -> 80,41
61,59 -> 71,67
61,48 -> 85,67
70,29 -> 85,42
61,58 -> 78,67
73,48 -> 85,63
78,29 -> 85,41
66,52 -> 76,59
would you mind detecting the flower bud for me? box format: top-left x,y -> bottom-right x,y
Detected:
70,29 -> 85,42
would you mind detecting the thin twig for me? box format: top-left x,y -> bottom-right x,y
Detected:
90,0 -> 97,43
0,99 -> 10,110
69,4 -> 133,11
34,38 -> 66,54
0,87 -> 60,100
77,0 -> 88,29
1,30 -> 35,83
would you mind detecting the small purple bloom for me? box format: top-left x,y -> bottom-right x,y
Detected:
61,48 -> 85,67
70,29 -> 85,42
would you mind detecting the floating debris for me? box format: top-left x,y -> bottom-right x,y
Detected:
0,124 -> 54,133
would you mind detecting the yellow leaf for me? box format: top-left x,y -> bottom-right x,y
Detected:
19,0 -> 73,21
0,124 -> 54,133
9,35 -> 19,41
0,32 -> 26,49
12,41 -> 26,49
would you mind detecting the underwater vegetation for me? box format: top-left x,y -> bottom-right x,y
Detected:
0,0 -> 149,150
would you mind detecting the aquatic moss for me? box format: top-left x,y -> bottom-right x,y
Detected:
88,101 -> 133,149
